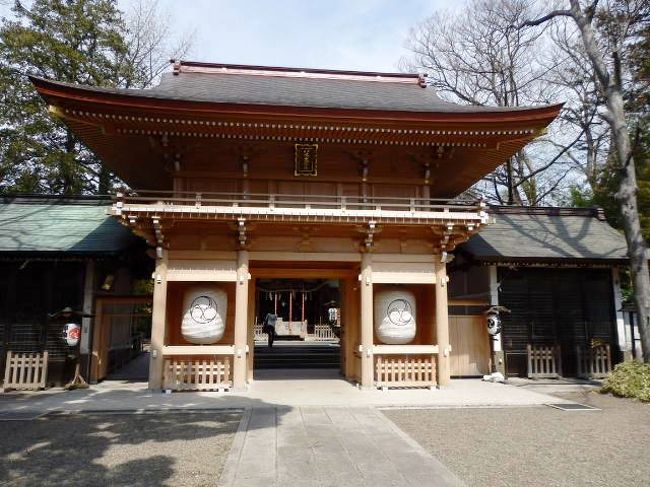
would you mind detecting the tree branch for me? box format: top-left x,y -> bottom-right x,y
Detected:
519,10 -> 572,28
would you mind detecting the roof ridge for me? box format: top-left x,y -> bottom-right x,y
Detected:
489,205 -> 606,220
2,194 -> 112,205
171,59 -> 427,86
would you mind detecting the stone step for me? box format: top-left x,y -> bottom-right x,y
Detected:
254,344 -> 341,369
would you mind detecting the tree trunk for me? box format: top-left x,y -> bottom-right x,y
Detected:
568,0 -> 650,361
506,157 -> 515,205
98,166 -> 111,194
609,90 -> 650,362
63,130 -> 76,195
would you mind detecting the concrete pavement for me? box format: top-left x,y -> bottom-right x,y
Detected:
0,370 -> 574,416
0,371 -> 588,486
219,406 -> 464,487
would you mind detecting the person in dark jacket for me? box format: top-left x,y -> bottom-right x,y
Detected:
263,312 -> 278,347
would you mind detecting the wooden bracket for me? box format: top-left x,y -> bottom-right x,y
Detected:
236,217 -> 248,249
359,220 -> 380,252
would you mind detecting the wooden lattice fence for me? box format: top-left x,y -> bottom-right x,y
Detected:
163,357 -> 232,391
254,323 -> 266,341
527,345 -> 562,379
576,344 -> 612,379
2,351 -> 48,391
374,355 -> 436,389
311,324 -> 339,342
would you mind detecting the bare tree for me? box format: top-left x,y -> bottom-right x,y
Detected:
546,20 -> 612,190
402,0 -> 573,205
524,0 -> 650,361
119,0 -> 194,89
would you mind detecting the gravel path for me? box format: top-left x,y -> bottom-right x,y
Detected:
0,410 -> 241,486
382,391 -> 650,487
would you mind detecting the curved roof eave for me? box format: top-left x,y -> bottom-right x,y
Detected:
30,76 -> 564,125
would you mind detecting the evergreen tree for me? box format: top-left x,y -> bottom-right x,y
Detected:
0,0 -> 128,194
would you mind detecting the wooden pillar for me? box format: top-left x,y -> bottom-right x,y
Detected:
148,251 -> 168,390
360,253 -> 374,389
233,250 -> 249,391
90,299 -> 104,383
612,267 -> 632,361
246,277 -> 256,382
289,290 -> 293,323
343,278 -> 359,380
80,260 -> 95,382
435,258 -> 451,386
301,291 -> 306,323
489,265 -> 505,375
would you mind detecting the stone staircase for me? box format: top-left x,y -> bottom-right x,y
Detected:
254,342 -> 340,369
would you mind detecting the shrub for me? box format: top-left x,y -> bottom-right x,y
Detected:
601,361 -> 650,402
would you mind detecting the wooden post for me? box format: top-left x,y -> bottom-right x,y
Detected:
360,253 -> 374,389
77,259 -> 95,383
149,251 -> 168,390
90,299 -> 104,383
247,277 -> 256,382
342,278 -> 357,380
301,291 -> 306,323
80,260 -> 94,356
233,250 -> 249,391
489,265 -> 505,374
289,289 -> 293,324
435,258 -> 451,386
612,267 -> 632,361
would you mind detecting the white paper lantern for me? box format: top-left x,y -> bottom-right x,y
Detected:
181,287 -> 227,344
374,288 -> 417,345
62,322 -> 81,347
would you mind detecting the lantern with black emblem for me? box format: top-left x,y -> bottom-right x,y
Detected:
484,305 -> 509,336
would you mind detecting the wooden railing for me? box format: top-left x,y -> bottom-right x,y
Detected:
254,322 -> 339,342
577,344 -> 612,379
527,344 -> 562,379
163,357 -> 232,391
253,323 -> 266,341
311,323 -> 339,342
162,345 -> 236,391
113,191 -> 487,225
2,351 -> 48,391
372,345 -> 438,389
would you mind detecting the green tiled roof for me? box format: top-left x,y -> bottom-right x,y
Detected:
460,207 -> 629,263
0,196 -> 137,254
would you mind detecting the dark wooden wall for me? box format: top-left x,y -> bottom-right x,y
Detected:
498,267 -> 616,377
175,141 -> 432,200
0,261 -> 85,385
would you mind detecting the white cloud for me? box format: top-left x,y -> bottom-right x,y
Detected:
124,0 -> 462,71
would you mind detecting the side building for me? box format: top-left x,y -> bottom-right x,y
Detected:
0,196 -> 152,386
450,206 -> 630,379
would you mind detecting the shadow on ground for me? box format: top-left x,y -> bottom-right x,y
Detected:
383,391 -> 650,487
0,398 -> 287,487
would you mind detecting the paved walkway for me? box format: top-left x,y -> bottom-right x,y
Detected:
0,370 -> 575,416
0,373 -> 592,486
106,351 -> 150,381
219,407 -> 464,487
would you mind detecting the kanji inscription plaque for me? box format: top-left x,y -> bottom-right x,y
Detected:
294,143 -> 318,176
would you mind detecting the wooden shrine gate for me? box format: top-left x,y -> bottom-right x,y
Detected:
90,296 -> 152,382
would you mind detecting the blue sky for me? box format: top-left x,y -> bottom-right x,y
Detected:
125,0 -> 460,72
1,0 -> 462,71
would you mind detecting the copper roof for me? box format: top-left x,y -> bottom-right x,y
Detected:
32,60 -> 561,116
460,206 -> 628,263
30,61 -> 563,193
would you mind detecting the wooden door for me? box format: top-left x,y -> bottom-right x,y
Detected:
449,315 -> 491,376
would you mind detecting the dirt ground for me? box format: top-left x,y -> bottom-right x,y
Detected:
383,391 -> 650,487
0,410 -> 241,486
